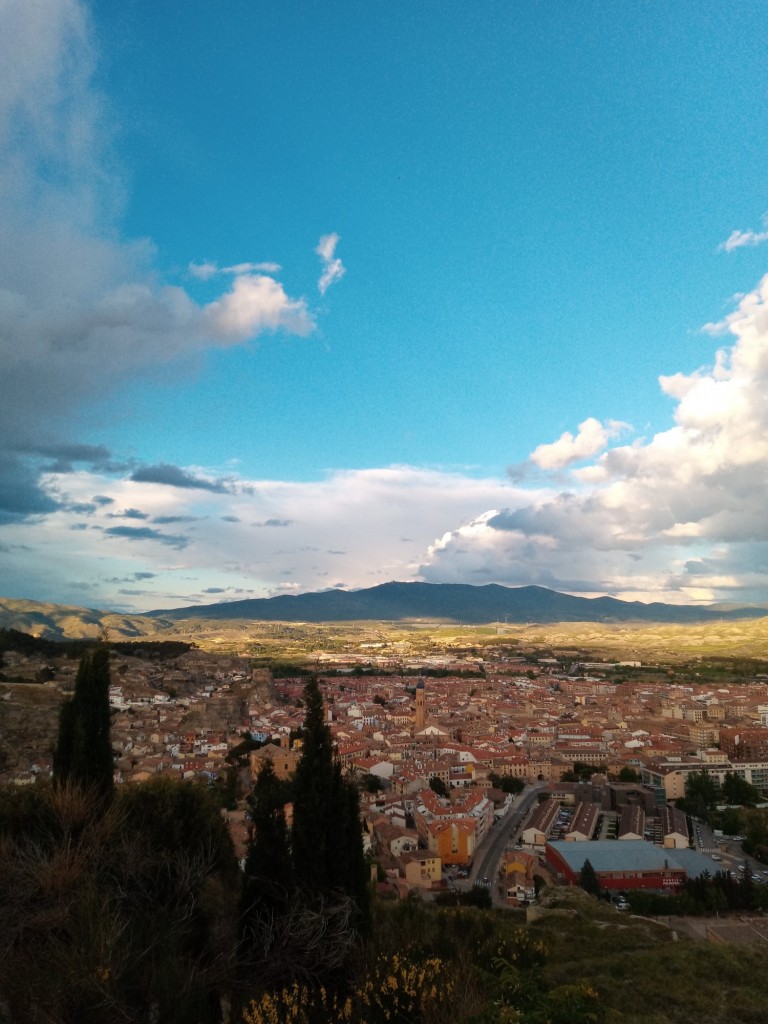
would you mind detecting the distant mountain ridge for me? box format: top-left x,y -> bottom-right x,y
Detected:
147,581 -> 763,625
0,583 -> 763,641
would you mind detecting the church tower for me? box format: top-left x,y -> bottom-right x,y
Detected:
414,677 -> 426,731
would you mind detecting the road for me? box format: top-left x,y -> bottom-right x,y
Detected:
692,819 -> 766,880
458,782 -> 546,902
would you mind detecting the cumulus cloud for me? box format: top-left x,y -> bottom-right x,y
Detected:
421,273 -> 768,605
0,0 -> 315,521
202,273 -> 313,340
719,215 -> 768,252
316,233 -> 345,294
529,417 -> 630,470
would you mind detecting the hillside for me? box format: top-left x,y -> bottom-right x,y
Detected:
0,598 -> 174,641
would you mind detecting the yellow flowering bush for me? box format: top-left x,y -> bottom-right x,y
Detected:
243,952 -> 452,1024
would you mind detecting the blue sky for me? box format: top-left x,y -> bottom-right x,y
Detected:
2,0 -> 768,612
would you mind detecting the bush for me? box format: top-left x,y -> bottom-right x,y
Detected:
242,953 -> 453,1024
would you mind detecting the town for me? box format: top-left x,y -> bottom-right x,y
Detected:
4,629 -> 768,932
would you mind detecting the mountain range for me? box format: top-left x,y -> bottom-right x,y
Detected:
0,583 -> 764,641
148,582 -> 763,626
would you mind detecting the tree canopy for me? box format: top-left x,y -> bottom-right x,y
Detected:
579,858 -> 601,897
683,769 -> 718,816
429,775 -> 449,798
488,772 -> 526,794
52,645 -> 114,799
721,771 -> 760,806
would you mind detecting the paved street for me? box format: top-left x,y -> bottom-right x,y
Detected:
456,781 -> 546,905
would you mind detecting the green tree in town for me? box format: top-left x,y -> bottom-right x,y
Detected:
52,644 -> 114,799
429,775 -> 449,798
743,810 -> 768,860
618,766 -> 638,783
488,772 -> 525,794
721,771 -> 761,806
684,769 -> 718,817
361,772 -> 383,793
579,858 -> 601,897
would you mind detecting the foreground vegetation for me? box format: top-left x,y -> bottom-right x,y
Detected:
4,774 -> 768,1022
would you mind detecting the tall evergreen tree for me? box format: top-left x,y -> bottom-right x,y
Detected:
579,858 -> 601,898
53,644 -> 114,798
241,756 -> 293,921
291,676 -> 337,894
291,677 -> 370,931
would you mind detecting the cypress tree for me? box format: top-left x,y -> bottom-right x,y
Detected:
579,858 -> 601,897
338,762 -> 371,932
291,676 -> 337,894
241,756 -> 293,921
53,644 -> 114,798
291,677 -> 369,931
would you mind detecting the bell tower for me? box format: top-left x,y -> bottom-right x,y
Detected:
414,677 -> 426,731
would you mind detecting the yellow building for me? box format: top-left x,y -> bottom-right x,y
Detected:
250,742 -> 300,781
402,852 -> 442,889
425,819 -> 476,865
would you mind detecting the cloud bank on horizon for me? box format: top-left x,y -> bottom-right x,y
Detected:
424,276 -> 768,605
2,0 -> 768,613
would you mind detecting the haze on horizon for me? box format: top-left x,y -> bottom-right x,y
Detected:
1,0 -> 768,614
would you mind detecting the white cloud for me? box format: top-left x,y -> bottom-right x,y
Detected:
223,261 -> 281,275
189,260 -> 282,279
188,261 -> 218,280
202,273 -> 313,340
421,273 -> 768,605
529,417 -> 630,470
316,232 -> 345,294
719,216 -> 768,253
0,0 -> 315,519
2,464 -> 534,611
